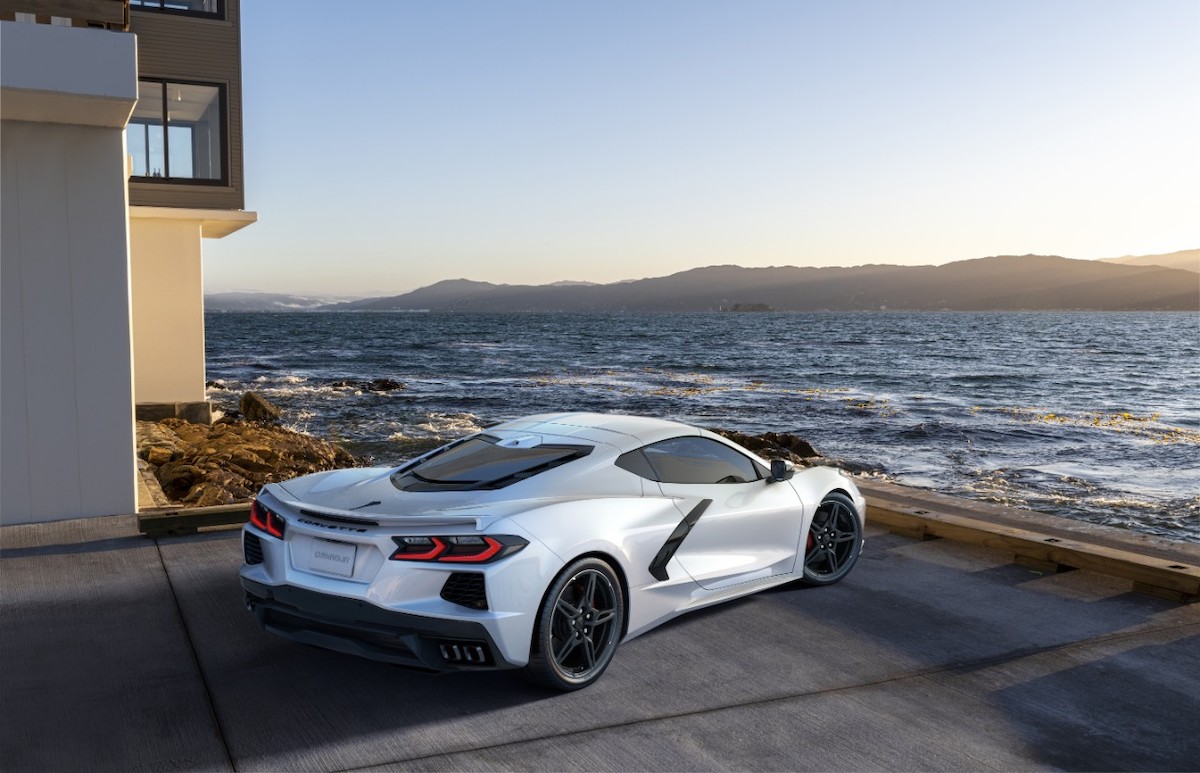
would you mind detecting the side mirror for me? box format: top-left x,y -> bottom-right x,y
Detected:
769,458 -> 795,482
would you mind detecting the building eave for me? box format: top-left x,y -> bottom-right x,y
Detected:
128,205 -> 257,238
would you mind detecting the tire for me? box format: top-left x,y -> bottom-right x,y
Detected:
522,557 -> 625,691
800,492 -> 863,586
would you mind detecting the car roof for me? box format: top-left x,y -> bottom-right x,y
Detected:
492,412 -> 701,453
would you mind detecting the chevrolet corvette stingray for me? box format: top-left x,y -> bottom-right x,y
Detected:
241,412 -> 866,690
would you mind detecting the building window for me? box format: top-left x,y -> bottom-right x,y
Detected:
130,0 -> 223,18
128,80 -> 226,183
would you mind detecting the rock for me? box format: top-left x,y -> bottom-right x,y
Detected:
829,459 -> 884,475
712,428 -> 821,464
136,421 -> 186,463
183,482 -> 236,508
760,431 -> 819,459
329,378 -> 405,392
145,446 -> 174,466
156,462 -> 205,500
136,418 -> 365,508
239,391 -> 282,422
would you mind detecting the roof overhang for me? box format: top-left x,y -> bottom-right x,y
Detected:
129,206 -> 258,238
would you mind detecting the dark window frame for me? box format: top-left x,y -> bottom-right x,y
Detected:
129,78 -> 229,186
130,0 -> 225,20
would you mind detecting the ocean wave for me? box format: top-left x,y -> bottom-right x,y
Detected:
980,407 -> 1200,444
250,384 -> 345,397
410,412 -> 485,438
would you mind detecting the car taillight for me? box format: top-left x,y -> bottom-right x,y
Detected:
249,499 -> 286,539
389,535 -> 527,563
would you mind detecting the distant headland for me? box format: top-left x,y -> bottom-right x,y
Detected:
207,250 -> 1200,313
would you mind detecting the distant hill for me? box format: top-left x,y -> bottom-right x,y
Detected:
1099,249 -> 1199,274
325,254 -> 1199,313
205,292 -> 358,312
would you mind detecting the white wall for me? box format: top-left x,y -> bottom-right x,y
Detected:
129,217 -> 207,404
1,120 -> 139,523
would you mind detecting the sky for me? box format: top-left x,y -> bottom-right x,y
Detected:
202,0 -> 1200,297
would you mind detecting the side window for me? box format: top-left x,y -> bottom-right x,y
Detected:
615,449 -> 658,480
639,437 -> 761,485
127,80 -> 226,183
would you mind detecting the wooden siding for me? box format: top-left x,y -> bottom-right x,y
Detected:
127,0 -> 243,210
0,0 -> 128,30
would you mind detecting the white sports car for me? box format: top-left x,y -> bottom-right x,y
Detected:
241,412 -> 866,690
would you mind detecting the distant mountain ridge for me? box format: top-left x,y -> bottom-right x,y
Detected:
321,254 -> 1198,313
206,292 -> 358,312
205,252 -> 1200,313
1099,249 -> 1199,274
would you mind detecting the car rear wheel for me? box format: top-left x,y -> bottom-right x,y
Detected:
800,492 -> 862,586
523,557 -> 624,691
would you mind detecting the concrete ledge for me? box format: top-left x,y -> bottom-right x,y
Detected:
858,480 -> 1200,603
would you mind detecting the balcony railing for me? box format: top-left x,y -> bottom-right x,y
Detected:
0,0 -> 129,31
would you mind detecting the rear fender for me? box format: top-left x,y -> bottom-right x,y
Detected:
509,496 -> 690,589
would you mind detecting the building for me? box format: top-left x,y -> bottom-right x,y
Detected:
1,0 -> 255,525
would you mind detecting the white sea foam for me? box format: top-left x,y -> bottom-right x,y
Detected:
255,385 -> 343,397
413,412 -> 484,438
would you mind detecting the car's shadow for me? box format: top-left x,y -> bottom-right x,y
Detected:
159,527 -> 1192,770
164,531 -> 659,766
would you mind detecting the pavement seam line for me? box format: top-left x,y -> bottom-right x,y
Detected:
335,618 -> 1200,772
154,537 -> 239,772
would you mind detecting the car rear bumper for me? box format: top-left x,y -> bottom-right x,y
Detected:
241,578 -> 518,672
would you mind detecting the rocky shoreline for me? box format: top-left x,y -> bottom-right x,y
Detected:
137,413 -> 360,508
137,392 -> 834,508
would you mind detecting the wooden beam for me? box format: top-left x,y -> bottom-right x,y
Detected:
138,502 -> 250,538
0,0 -> 126,26
864,489 -> 1200,602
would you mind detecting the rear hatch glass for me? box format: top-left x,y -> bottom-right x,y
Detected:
391,435 -> 592,491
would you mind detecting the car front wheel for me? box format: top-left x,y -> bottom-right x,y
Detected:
800,491 -> 863,586
523,557 -> 625,691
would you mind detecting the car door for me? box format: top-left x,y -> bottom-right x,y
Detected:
638,436 -> 806,590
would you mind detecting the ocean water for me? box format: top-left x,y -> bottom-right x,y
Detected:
205,311 -> 1200,541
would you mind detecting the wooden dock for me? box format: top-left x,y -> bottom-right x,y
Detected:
857,480 -> 1200,603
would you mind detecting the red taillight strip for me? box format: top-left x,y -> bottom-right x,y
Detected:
440,537 -> 503,563
249,501 -> 268,531
388,535 -> 528,563
266,510 -> 285,539
250,500 -> 286,539
391,537 -> 446,561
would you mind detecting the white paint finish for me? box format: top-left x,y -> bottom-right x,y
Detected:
0,120 -> 137,524
0,21 -> 137,128
0,140 -> 32,518
129,217 -> 206,403
66,128 -> 140,509
129,206 -> 258,238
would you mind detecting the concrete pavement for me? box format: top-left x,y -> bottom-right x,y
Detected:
3,514 -> 1198,771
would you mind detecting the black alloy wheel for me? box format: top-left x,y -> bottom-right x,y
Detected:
800,491 -> 863,586
523,557 -> 625,691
